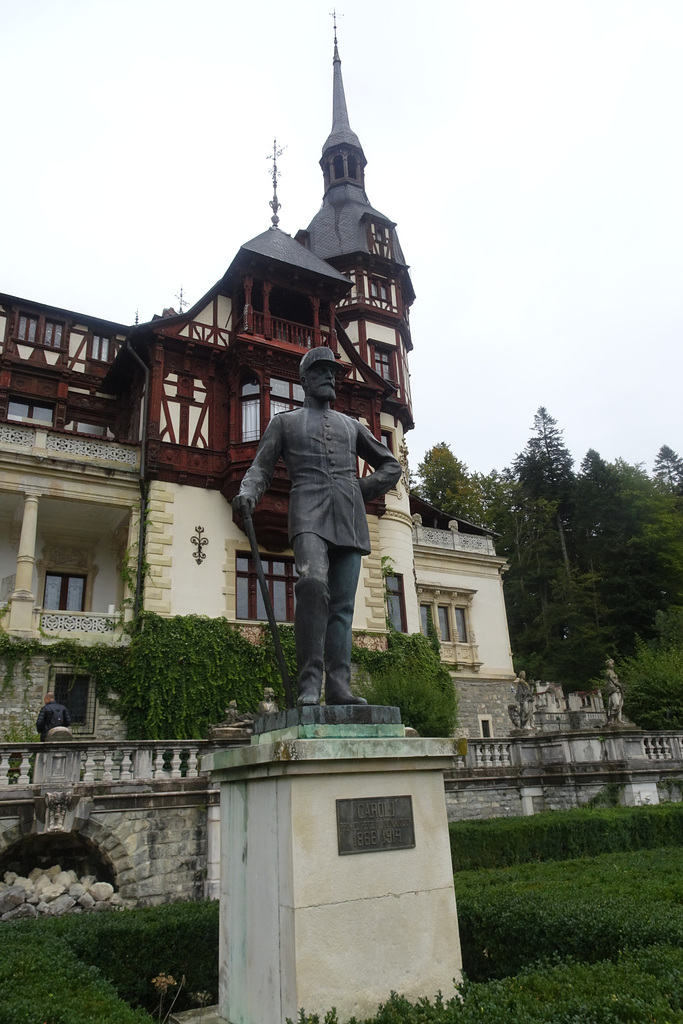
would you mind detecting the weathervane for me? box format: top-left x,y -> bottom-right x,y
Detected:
267,138 -> 286,227
330,7 -> 343,45
175,286 -> 189,313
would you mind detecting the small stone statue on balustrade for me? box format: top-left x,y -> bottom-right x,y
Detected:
604,659 -> 625,726
257,687 -> 279,716
508,671 -> 536,732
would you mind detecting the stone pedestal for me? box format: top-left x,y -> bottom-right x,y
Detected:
202,708 -> 462,1024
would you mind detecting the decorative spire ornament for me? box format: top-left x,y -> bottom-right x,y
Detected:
267,138 -> 286,227
175,286 -> 188,313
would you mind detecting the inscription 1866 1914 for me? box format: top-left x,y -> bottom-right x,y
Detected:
336,795 -> 415,855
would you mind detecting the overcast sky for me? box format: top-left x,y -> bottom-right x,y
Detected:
2,0 -> 681,478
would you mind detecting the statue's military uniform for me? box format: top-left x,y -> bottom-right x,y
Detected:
239,406 -> 400,550
239,403 -> 401,704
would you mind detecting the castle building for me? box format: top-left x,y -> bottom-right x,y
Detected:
0,36 -> 515,740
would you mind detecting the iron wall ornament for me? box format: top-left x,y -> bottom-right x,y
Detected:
191,526 -> 208,565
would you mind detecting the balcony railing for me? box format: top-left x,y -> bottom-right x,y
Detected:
40,611 -> 117,635
235,312 -> 331,349
412,523 -> 496,556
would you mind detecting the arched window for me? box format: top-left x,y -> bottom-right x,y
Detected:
333,155 -> 345,180
241,378 -> 260,441
347,154 -> 358,179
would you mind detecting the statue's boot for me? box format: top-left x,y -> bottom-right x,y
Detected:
324,565 -> 367,706
294,575 -> 326,706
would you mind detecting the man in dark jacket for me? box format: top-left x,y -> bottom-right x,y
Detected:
36,692 -> 71,741
232,346 -> 402,707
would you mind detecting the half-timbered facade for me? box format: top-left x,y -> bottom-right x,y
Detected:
0,37 -> 515,741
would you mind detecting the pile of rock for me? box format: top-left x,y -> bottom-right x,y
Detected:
0,866 -> 125,921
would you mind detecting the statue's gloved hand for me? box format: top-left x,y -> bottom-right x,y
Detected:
232,493 -> 256,519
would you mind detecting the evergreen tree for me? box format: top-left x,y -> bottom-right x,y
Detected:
653,445 -> 683,495
512,407 -> 574,578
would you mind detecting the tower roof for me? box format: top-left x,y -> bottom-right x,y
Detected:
239,226 -> 350,283
321,37 -> 364,157
304,186 -> 408,267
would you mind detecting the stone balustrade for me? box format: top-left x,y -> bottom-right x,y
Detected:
0,423 -> 139,470
0,740 -> 209,788
412,523 -> 496,556
469,740 -> 512,768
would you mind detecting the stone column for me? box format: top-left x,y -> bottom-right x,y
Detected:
9,491 -> 40,633
204,800 -> 221,900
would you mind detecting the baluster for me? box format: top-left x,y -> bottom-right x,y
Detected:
0,752 -> 8,787
490,744 -> 500,768
83,747 -> 96,784
170,748 -> 182,779
153,748 -> 165,779
483,743 -> 492,768
18,752 -> 31,786
102,748 -> 114,782
186,747 -> 199,779
120,747 -> 133,781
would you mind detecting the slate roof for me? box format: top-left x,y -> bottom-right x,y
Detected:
240,226 -> 350,284
321,42 -> 363,156
305,185 -> 408,266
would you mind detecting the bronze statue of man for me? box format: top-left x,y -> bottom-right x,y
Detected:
232,346 -> 401,706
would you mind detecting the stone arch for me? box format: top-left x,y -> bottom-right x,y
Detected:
0,815 -> 139,901
76,818 -> 139,900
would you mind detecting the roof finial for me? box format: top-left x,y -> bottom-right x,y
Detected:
330,8 -> 343,57
267,137 -> 286,228
175,285 -> 189,313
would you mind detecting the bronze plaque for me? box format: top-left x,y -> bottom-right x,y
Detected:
336,795 -> 415,855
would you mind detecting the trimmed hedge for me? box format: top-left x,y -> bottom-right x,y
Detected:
293,945 -> 683,1023
453,846 -> 683,981
1,900 -> 219,1018
0,930 -> 151,1024
449,801 -> 683,871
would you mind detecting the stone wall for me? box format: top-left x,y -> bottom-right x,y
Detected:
0,657 -> 47,741
0,775 -> 216,909
0,657 -> 128,742
455,675 -> 514,739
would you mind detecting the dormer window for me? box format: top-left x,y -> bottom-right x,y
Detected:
44,321 -> 63,349
15,313 -> 65,350
91,334 -> 111,362
369,278 -> 389,302
370,223 -> 391,258
18,315 -> 38,343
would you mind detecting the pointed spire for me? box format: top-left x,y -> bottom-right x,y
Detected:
322,19 -> 363,157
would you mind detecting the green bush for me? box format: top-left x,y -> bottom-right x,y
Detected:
3,900 -> 219,1016
0,928 -> 152,1024
352,632 -> 458,736
453,846 -> 683,981
449,802 -> 683,871
622,639 -> 683,729
294,945 -> 683,1023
